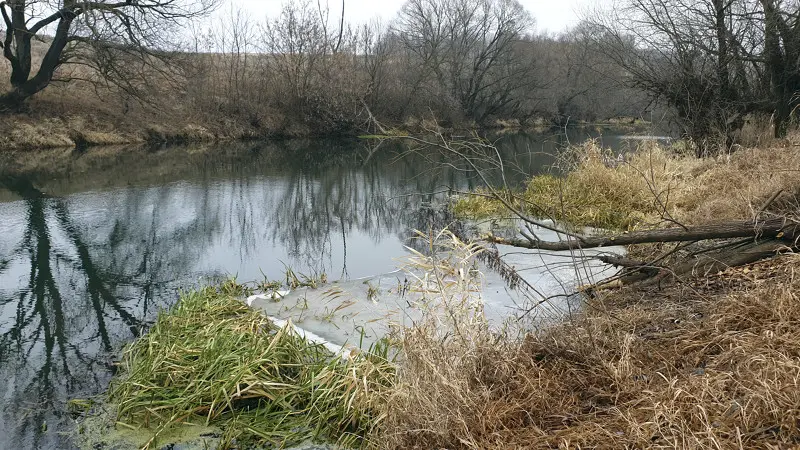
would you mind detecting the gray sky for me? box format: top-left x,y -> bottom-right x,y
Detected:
229,0 -> 603,34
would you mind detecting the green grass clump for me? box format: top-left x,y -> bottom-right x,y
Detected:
107,285 -> 394,449
525,173 -> 650,230
451,173 -> 649,230
453,142 -> 697,231
451,189 -> 517,219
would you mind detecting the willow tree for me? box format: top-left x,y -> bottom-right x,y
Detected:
393,0 -> 537,123
0,0 -> 218,111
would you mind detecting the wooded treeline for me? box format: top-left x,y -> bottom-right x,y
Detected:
592,0 -> 800,154
181,0 -> 647,136
3,0 -> 800,150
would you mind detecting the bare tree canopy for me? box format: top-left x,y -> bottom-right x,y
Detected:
0,0 -> 219,110
588,0 -> 800,153
392,0 -> 537,123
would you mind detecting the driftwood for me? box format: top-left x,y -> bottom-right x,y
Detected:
486,217 -> 799,289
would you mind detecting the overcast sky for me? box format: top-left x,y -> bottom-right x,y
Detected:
229,0 -> 604,34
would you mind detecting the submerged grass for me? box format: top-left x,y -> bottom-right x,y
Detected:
107,285 -> 394,449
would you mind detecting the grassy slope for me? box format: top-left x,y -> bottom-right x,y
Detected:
0,88 -> 271,151
0,41 -> 297,152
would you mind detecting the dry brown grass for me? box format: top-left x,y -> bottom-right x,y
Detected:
536,140 -> 707,229
455,137 -> 800,230
0,113 -> 146,151
380,254 -> 800,449
381,230 -> 510,448
0,102 -> 262,151
0,40 -> 275,151
386,138 -> 800,449
679,142 -> 800,224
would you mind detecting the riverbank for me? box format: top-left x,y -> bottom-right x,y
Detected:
0,106 -> 277,152
0,94 -> 653,153
82,136 -> 800,449
87,258 -> 800,449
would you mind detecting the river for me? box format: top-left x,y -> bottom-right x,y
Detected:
0,129 -> 662,449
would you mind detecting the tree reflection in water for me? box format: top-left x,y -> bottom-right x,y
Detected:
0,135 -> 557,449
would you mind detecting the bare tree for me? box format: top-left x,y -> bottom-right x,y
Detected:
358,19 -> 393,117
589,0 -> 760,153
761,0 -> 800,138
520,24 -> 648,124
261,0 -> 328,112
588,0 -> 800,152
393,0 -> 537,123
259,0 -> 366,133
0,0 -> 219,111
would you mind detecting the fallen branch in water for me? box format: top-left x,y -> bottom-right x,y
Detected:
486,217 -> 800,251
486,216 -> 799,289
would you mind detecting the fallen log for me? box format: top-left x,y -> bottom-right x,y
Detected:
639,240 -> 791,287
488,217 -> 799,290
487,217 -> 800,251
577,240 -> 792,292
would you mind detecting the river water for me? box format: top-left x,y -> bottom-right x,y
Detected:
0,130 -> 657,449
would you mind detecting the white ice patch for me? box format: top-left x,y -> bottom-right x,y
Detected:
246,290 -> 290,306
245,291 -> 356,359
267,316 -> 355,359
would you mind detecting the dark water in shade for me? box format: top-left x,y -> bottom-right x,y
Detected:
0,129 -> 652,449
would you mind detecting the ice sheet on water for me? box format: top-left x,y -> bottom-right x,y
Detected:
247,225 -> 625,351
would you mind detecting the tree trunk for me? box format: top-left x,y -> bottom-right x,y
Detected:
0,6 -> 75,112
488,218 -> 799,251
640,240 -> 788,287
761,0 -> 794,139
487,215 -> 799,291
586,240 -> 790,290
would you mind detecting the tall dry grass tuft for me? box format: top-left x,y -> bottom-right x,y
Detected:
525,139 -> 706,229
380,229 -> 525,448
380,249 -> 800,449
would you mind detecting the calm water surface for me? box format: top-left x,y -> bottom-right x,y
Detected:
0,130 -> 651,449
